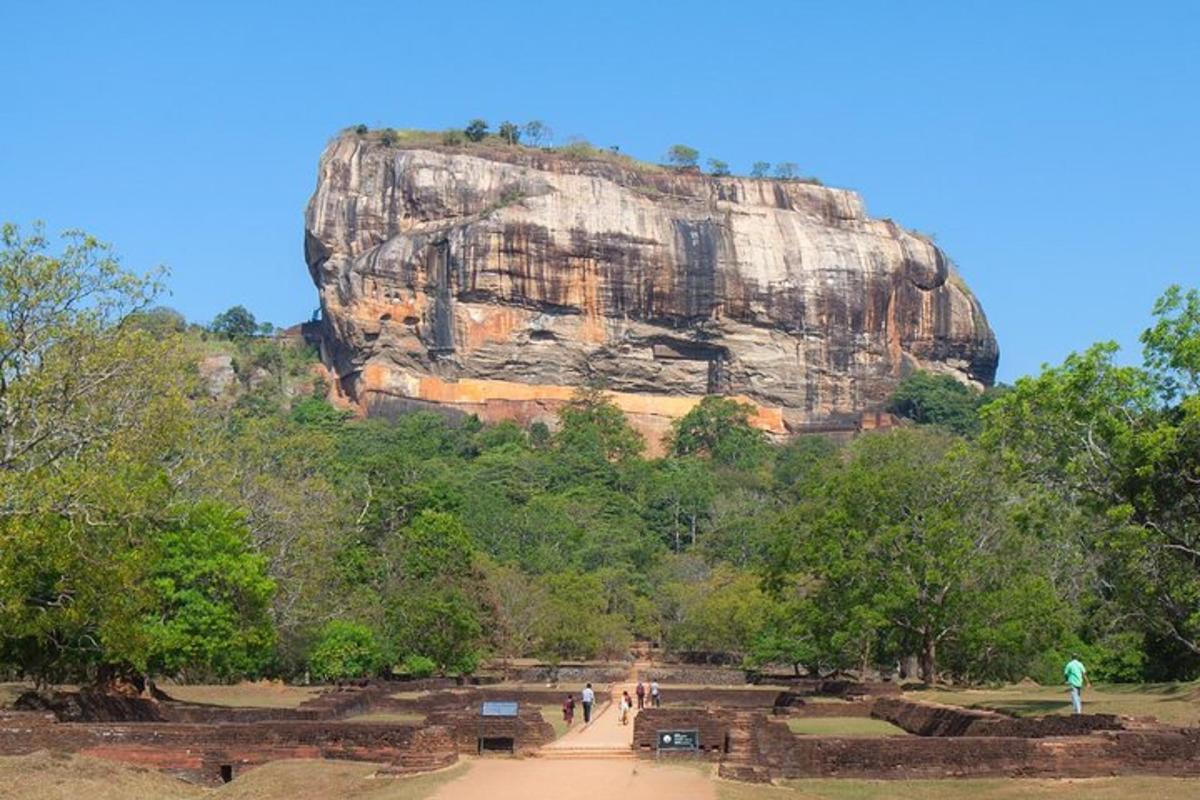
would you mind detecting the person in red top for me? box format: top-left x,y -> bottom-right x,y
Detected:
635,680 -> 646,709
562,694 -> 575,726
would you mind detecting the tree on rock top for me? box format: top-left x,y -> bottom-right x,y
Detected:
666,144 -> 699,168
464,119 -> 489,142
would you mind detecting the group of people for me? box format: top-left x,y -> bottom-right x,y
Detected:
561,679 -> 661,727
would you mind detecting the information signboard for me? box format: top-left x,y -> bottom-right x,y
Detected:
656,729 -> 700,751
481,701 -> 519,717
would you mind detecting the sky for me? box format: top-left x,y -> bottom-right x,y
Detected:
1,1 -> 1197,382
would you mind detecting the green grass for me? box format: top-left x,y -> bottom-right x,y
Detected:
538,704 -> 571,738
718,776 -> 1200,800
909,681 -> 1200,727
785,717 -> 907,737
160,682 -> 324,709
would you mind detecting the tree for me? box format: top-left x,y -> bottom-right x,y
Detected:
307,620 -> 386,681
707,158 -> 730,176
750,161 -> 771,178
535,571 -> 629,660
464,119 -> 489,142
767,428 -> 1066,683
128,306 -> 187,338
666,144 -> 699,168
523,120 -> 552,147
773,162 -> 799,180
0,224 -> 195,685
982,286 -> 1200,675
886,371 -> 984,435
498,121 -> 521,145
210,305 -> 258,339
142,502 -> 276,680
482,561 -> 546,670
670,396 -> 768,469
556,387 -> 645,464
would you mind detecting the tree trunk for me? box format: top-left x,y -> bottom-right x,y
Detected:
919,631 -> 937,685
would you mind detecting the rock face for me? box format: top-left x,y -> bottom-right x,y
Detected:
304,133 -> 998,444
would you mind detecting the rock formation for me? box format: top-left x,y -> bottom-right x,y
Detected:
304,132 -> 998,445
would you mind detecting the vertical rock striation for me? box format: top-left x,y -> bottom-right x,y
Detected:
304,133 -> 998,444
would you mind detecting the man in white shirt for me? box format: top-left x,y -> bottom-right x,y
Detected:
650,680 -> 661,708
581,682 -> 595,723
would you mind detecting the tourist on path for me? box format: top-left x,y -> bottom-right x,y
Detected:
619,691 -> 632,725
1063,654 -> 1091,714
581,682 -> 595,723
650,680 -> 661,708
562,694 -> 575,726
635,680 -> 645,709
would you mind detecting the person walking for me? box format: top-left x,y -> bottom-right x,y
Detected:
1063,654 -> 1091,715
581,682 -> 595,724
635,680 -> 646,710
562,694 -> 575,726
650,679 -> 661,708
619,691 -> 632,725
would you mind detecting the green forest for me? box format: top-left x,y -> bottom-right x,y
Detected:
2,223 -> 1198,688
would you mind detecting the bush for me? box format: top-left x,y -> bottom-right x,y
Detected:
353,124 -> 368,135
401,654 -> 436,678
307,621 -> 386,681
464,119 -> 489,142
441,129 -> 465,146
498,121 -> 521,145
666,144 -> 699,168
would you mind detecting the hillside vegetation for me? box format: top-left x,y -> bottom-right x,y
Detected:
1,223 -> 1199,688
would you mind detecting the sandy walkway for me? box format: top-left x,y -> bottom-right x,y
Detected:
542,680 -> 639,751
426,758 -> 717,800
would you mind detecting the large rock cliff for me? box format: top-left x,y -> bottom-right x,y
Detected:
304,132 -> 998,443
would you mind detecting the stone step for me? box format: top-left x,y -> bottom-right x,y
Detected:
537,747 -> 635,760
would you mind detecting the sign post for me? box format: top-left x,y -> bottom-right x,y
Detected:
656,729 -> 700,757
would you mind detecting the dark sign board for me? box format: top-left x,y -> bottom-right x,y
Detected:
481,701 -> 519,717
656,729 -> 700,751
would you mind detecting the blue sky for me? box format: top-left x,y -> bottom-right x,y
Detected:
2,1 -> 1196,382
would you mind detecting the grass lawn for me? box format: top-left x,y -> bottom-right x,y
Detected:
539,704 -> 571,738
345,711 -> 426,724
909,681 -> 1200,726
160,681 -> 325,708
786,717 -> 907,737
717,776 -> 1200,800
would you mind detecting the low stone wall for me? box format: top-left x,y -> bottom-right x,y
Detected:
763,730 -> 1200,779
772,699 -> 875,718
385,687 -> 613,714
0,713 -> 458,784
759,678 -> 901,697
15,690 -> 166,722
510,664 -> 630,684
632,708 -> 745,759
871,697 -> 1126,737
425,706 -> 554,754
642,667 -> 747,686
657,688 -> 787,709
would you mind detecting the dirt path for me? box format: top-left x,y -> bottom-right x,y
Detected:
426,758 -> 717,800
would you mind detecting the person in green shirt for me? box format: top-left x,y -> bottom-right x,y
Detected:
1063,654 -> 1090,714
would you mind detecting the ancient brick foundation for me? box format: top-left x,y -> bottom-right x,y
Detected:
425,706 -> 554,754
633,701 -> 1200,781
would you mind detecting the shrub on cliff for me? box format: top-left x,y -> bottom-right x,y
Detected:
497,121 -> 521,145
666,144 -> 699,168
307,620 -> 387,681
464,119 -> 489,142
